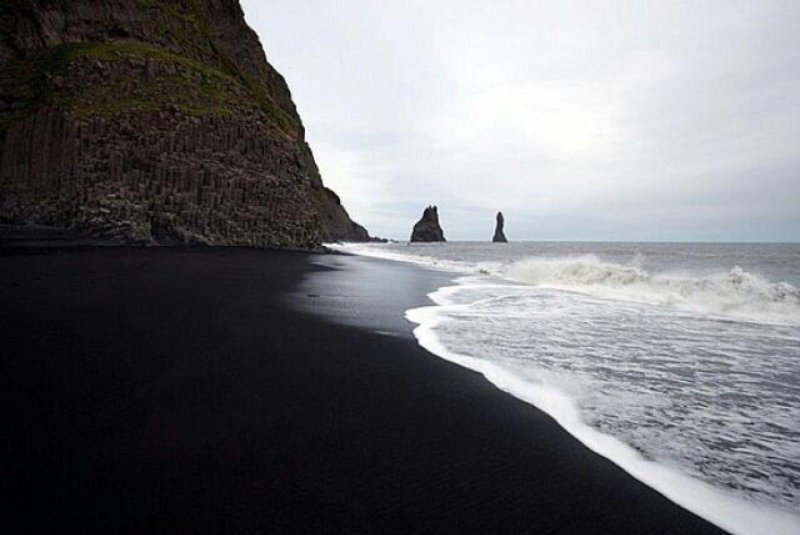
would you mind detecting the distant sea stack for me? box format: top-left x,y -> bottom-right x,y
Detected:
493,211 -> 508,243
410,205 -> 445,242
0,0 -> 369,246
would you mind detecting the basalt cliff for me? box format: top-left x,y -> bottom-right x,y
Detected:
0,0 -> 369,246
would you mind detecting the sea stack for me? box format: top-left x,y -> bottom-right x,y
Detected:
0,0 -> 368,247
493,211 -> 508,242
410,205 -> 446,242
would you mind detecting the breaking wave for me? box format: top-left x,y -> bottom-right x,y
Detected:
330,244 -> 800,325
505,255 -> 800,324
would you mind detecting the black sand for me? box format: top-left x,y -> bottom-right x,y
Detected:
1,247 -> 727,534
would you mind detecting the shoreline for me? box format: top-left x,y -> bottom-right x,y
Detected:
328,244 -> 799,534
406,279 -> 799,535
2,246 -> 727,533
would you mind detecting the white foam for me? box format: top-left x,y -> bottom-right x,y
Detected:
505,255 -> 800,325
406,282 -> 800,535
330,244 -> 800,325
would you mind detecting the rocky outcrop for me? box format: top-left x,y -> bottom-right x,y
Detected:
410,205 -> 445,242
312,186 -> 369,242
493,211 -> 507,242
0,0 -> 368,246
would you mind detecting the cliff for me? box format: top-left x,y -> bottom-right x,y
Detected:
0,0 -> 369,246
410,205 -> 445,242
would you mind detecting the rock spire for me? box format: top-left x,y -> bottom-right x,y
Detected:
410,205 -> 445,242
493,212 -> 508,243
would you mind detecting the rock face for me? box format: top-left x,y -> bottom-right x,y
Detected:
0,0 -> 368,246
493,211 -> 508,242
410,205 -> 445,242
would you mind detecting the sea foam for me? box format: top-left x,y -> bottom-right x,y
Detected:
505,255 -> 800,325
330,243 -> 800,325
406,280 -> 800,535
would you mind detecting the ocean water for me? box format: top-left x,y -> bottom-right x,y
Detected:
331,242 -> 800,535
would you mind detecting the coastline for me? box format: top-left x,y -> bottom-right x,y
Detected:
2,247 -> 726,533
329,243 -> 800,534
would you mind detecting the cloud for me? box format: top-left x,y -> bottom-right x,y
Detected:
241,0 -> 800,241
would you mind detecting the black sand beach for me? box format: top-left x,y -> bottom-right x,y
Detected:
1,247 -> 727,534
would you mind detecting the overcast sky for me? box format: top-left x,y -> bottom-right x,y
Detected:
241,0 -> 799,241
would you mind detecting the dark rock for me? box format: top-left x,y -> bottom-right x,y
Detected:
493,211 -> 508,243
410,205 -> 445,242
0,0 -> 370,247
312,186 -> 370,243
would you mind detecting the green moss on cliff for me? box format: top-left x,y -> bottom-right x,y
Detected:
47,42 -> 231,83
131,0 -> 299,137
204,41 -> 300,138
135,0 -> 214,55
1,41 -> 300,135
241,77 -> 299,138
60,74 -> 240,119
0,42 -> 238,120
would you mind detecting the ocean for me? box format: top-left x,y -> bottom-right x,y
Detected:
331,241 -> 800,535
